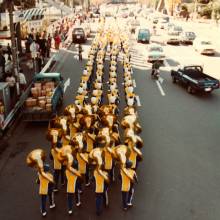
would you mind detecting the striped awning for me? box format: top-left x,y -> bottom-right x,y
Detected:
22,8 -> 46,21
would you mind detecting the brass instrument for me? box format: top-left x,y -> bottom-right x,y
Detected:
101,114 -> 117,129
26,149 -> 54,183
89,148 -> 103,168
112,145 -> 130,167
124,128 -> 143,149
64,104 -> 79,121
96,127 -> 111,146
46,128 -> 62,147
57,145 -> 81,178
121,114 -> 142,134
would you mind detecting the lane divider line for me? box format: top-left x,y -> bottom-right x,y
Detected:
164,59 -> 172,70
133,79 -> 136,88
156,80 -> 166,96
64,78 -> 70,93
136,95 -> 142,107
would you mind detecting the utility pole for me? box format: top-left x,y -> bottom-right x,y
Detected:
7,0 -> 18,76
7,0 -> 19,96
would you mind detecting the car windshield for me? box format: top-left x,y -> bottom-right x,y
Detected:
74,29 -> 84,34
201,41 -> 211,45
186,32 -> 195,36
139,29 -> 149,34
149,47 -> 163,52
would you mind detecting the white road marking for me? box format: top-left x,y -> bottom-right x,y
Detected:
136,95 -> 142,107
158,77 -> 164,84
156,80 -> 166,96
64,78 -> 70,93
133,79 -> 136,88
164,59 -> 171,70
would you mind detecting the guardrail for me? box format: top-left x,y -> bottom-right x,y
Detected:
40,54 -> 57,74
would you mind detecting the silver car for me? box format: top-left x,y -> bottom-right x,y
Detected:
180,31 -> 196,44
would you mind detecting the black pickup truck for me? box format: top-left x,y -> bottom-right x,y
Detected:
171,65 -> 219,94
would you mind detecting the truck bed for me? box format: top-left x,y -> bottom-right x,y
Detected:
22,108 -> 54,122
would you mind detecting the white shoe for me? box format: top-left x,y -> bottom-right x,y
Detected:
78,190 -> 83,194
42,212 -> 47,217
50,203 -> 56,209
53,189 -> 58,192
76,202 -> 81,207
68,210 -> 72,215
127,203 -> 133,207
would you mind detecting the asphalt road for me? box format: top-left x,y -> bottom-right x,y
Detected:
1,19 -> 220,220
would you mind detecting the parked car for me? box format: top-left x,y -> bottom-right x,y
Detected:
171,65 -> 219,94
157,19 -> 169,29
168,25 -> 183,35
180,31 -> 196,44
137,28 -> 150,43
166,23 -> 175,30
193,38 -> 215,55
72,27 -> 86,43
146,44 -> 165,63
165,34 -> 180,45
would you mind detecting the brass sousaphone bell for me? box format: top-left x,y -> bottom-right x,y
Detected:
26,149 -> 54,183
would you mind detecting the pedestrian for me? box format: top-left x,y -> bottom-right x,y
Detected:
78,44 -> 83,61
0,52 -> 6,74
37,164 -> 55,217
120,161 -> 138,210
18,69 -> 27,93
0,45 -> 3,54
30,40 -> 40,72
93,166 -> 109,216
0,99 -> 4,128
39,35 -> 47,63
7,43 -> 12,61
36,53 -> 42,73
50,140 -> 65,192
5,72 -> 16,107
66,160 -> 82,215
46,34 -> 52,58
54,34 -> 61,50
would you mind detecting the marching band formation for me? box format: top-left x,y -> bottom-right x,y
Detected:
26,18 -> 144,217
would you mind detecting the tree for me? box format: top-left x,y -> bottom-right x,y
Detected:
0,0 -> 35,12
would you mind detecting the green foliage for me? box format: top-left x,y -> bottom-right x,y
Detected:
181,4 -> 188,12
0,0 -> 36,12
199,5 -> 212,18
198,0 -> 210,4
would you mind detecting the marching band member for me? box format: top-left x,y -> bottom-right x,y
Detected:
26,149 -> 55,217
73,133 -> 90,187
37,164 -> 56,216
50,140 -> 65,191
120,161 -> 138,210
94,166 -> 110,215
65,160 -> 82,215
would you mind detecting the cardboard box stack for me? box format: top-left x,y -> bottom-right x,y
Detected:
25,81 -> 55,111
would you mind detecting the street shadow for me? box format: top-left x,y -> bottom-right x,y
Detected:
166,58 -> 180,67
212,51 -> 220,57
